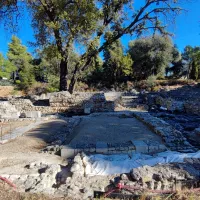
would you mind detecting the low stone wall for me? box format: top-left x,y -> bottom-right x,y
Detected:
184,101 -> 200,115
0,101 -> 20,118
8,92 -> 122,115
147,95 -> 200,115
132,111 -> 196,152
61,140 -> 167,159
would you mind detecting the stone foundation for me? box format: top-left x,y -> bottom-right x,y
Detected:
61,140 -> 167,158
132,111 -> 196,152
7,92 -> 122,115
147,94 -> 200,115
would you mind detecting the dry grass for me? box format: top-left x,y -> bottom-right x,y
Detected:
0,86 -> 24,97
139,190 -> 200,200
1,181 -> 200,200
0,182 -> 70,200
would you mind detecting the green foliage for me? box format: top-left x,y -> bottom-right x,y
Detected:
103,38 -> 133,86
146,75 -> 157,89
7,35 -> 35,89
128,35 -> 174,80
190,60 -> 199,80
0,53 -> 16,79
19,66 -> 35,89
182,45 -> 200,80
25,0 -> 183,92
0,1 -> 190,92
46,74 -> 60,91
121,54 -> 133,76
15,80 -> 21,84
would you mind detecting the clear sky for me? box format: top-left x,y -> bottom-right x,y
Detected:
0,0 -> 200,57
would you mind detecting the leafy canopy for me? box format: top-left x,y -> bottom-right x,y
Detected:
128,35 -> 175,80
7,36 -> 35,89
0,53 -> 16,79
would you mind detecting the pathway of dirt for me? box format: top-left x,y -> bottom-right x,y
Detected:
0,119 -> 68,175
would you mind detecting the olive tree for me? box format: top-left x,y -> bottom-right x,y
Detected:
128,35 -> 175,80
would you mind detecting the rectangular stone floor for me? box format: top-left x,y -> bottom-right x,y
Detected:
69,114 -> 163,146
61,113 -> 167,158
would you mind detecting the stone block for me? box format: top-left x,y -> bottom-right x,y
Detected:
89,148 -> 96,153
74,148 -> 82,155
84,107 -> 91,114
108,147 -> 116,151
0,112 -> 20,119
61,147 -> 75,158
158,144 -> 167,152
95,142 -> 108,154
96,148 -> 108,154
148,144 -> 159,153
131,140 -> 148,153
195,128 -> 200,135
21,111 -> 41,118
129,145 -> 136,151
144,140 -> 166,153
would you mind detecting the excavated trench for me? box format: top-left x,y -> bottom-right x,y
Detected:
0,112 -> 200,199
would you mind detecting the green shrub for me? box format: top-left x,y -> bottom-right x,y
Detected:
15,80 -> 21,84
46,87 -> 59,93
146,75 -> 157,88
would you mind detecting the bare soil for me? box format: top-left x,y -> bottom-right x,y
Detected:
0,119 -> 68,175
0,120 -> 35,137
0,86 -> 14,97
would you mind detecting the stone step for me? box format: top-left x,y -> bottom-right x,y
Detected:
121,99 -> 140,103
122,103 -> 138,107
121,96 -> 138,99
61,140 -> 167,158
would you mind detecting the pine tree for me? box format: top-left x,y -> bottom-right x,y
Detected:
7,36 -> 35,89
103,34 -> 133,86
190,60 -> 199,80
0,53 -> 16,79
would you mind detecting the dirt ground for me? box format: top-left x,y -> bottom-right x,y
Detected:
0,120 -> 35,137
0,119 -> 68,175
0,86 -> 14,97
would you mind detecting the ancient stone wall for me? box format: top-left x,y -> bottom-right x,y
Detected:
133,111 -> 196,152
8,92 -> 122,114
147,95 -> 200,115
184,102 -> 200,115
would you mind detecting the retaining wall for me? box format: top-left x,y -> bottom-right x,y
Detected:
8,92 -> 122,114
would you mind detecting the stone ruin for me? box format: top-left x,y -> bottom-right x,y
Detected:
0,89 -> 200,199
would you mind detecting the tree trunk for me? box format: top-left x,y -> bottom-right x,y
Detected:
68,75 -> 76,94
59,60 -> 68,91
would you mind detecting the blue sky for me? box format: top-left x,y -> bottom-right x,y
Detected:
0,0 -> 200,57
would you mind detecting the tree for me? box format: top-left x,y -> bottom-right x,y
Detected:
103,34 -> 133,85
37,44 -> 80,90
7,36 -> 35,89
166,44 -> 183,78
128,35 -> 174,80
1,0 -> 183,93
85,56 -> 104,86
0,53 -> 16,79
182,46 -> 200,79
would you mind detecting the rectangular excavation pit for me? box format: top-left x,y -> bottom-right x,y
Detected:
61,113 -> 166,158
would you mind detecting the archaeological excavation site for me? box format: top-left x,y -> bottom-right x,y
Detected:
1,0 -> 200,199
0,85 -> 200,200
